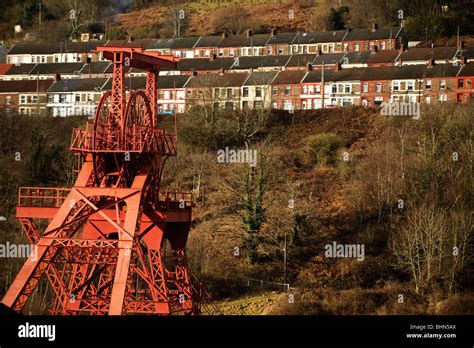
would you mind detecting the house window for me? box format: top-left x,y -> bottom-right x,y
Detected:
278,48 -> 283,55
381,41 -> 386,50
440,80 -> 446,90
362,83 -> 368,93
407,81 -> 414,91
20,95 -> 26,104
302,100 -> 307,109
253,47 -> 259,56
218,49 -> 223,57
343,43 -> 349,51
425,80 -> 431,90
344,84 -> 351,93
271,101 -> 277,108
267,48 -> 272,55
425,96 -> 431,104
374,96 -> 383,105
5,96 -> 11,105
205,50 -> 210,58
315,85 -> 321,94
87,94 -> 93,102
272,86 -> 277,96
342,98 -> 351,107
369,42 -> 374,51
283,100 -> 292,110
332,84 -> 337,94
285,86 -> 291,96
230,49 -> 235,57
40,56 -> 46,63
376,83 -> 382,93
254,101 -> 263,109
439,94 -> 447,102
361,97 -> 368,106
225,102 -> 234,110
242,101 -> 249,109
393,81 -> 400,91
76,95 -> 80,102
458,79 -> 464,88
227,88 -> 232,98
243,87 -> 249,97
354,43 -> 360,51
303,46 -> 307,53
302,85 -> 307,94
214,88 -> 220,98
255,87 -> 262,97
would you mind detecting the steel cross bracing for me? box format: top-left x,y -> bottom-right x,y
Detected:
1,47 -> 216,315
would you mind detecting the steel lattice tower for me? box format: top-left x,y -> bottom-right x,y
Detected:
2,47 -> 203,315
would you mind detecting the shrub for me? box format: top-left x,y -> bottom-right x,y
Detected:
302,133 -> 341,167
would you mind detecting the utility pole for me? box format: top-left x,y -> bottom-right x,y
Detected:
283,231 -> 287,285
321,60 -> 325,109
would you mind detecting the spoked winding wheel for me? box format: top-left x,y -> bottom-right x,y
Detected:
2,47 -> 205,315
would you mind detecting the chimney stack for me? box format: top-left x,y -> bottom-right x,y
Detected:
335,62 -> 341,72
221,32 -> 228,39
210,53 -> 217,61
428,58 -> 435,67
270,28 -> 277,37
461,56 -> 467,65
306,63 -> 312,71
371,45 -> 378,54
316,48 -> 322,56
246,29 -> 253,38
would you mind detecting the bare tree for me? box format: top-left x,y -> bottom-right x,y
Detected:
162,6 -> 188,37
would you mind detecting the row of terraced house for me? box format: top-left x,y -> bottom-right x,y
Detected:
0,24 -> 473,116
0,61 -> 472,117
5,23 -> 408,64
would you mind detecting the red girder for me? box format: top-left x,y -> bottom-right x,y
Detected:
1,46 -> 206,316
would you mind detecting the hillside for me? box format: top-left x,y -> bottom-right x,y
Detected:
0,102 -> 472,315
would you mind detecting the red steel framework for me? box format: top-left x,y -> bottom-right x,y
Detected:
2,47 -> 216,315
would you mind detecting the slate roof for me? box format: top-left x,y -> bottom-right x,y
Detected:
5,63 -> 37,75
272,70 -> 307,84
29,63 -> 84,75
194,35 -> 225,48
232,55 -> 291,69
296,30 -> 346,44
266,32 -> 298,45
48,78 -> 109,93
177,57 -> 235,71
8,41 -> 105,55
243,71 -> 278,85
219,34 -> 270,47
400,47 -> 458,62
343,27 -> 403,41
285,54 -> 317,68
184,73 -> 249,88
368,50 -> 401,64
0,80 -> 53,93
